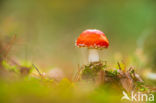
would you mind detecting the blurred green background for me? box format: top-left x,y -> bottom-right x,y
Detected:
0,1 -> 156,103
0,0 -> 156,72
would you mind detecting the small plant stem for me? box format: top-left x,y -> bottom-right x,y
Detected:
32,64 -> 42,77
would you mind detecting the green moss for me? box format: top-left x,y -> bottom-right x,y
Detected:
81,62 -> 106,80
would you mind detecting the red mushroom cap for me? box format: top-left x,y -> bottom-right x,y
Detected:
76,29 -> 109,48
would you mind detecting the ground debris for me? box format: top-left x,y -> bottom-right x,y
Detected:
77,61 -> 150,93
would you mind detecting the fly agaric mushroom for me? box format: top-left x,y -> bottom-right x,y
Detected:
76,29 -> 109,63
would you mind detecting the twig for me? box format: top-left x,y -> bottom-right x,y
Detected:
117,62 -> 122,70
32,64 -> 42,77
74,64 -> 82,82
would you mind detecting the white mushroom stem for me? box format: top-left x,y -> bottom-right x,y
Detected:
88,49 -> 99,63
